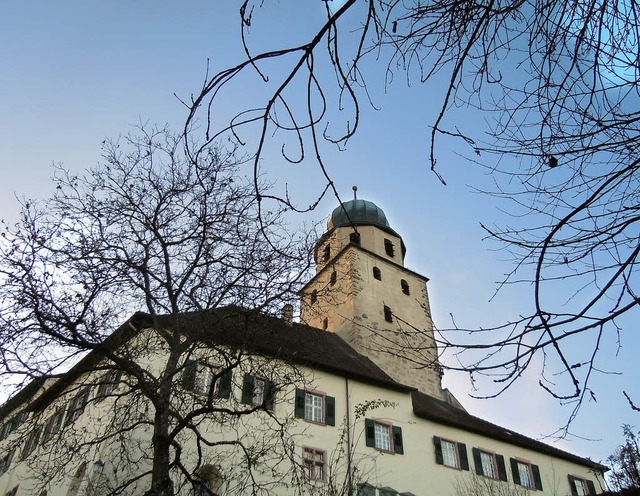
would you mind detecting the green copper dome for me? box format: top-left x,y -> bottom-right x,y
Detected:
328,199 -> 390,230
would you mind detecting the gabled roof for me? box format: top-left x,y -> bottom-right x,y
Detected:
412,391 -> 607,471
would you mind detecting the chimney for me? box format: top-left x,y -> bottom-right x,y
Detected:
281,304 -> 293,326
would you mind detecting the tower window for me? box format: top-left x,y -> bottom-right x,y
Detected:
322,244 -> 331,262
384,239 -> 395,257
373,267 -> 381,280
349,232 -> 361,245
322,317 -> 329,330
310,290 -> 317,304
383,305 -> 393,323
401,279 -> 410,295
330,271 -> 337,285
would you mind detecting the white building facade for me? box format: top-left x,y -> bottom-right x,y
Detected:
0,198 -> 606,496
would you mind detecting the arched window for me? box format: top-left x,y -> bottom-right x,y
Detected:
194,464 -> 223,496
384,239 -> 395,257
383,305 -> 393,323
323,317 -> 329,330
373,267 -> 381,280
401,279 -> 410,295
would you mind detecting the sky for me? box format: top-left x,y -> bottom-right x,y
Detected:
0,1 -> 637,467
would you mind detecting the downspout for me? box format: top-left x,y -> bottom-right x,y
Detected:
345,377 -> 353,495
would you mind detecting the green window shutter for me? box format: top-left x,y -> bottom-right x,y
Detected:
567,475 -> 578,496
433,436 -> 443,465
181,360 -> 197,390
294,389 -> 305,418
392,426 -> 404,455
532,464 -> 543,491
586,480 -> 596,495
472,447 -> 483,476
510,458 -> 521,486
458,443 -> 469,471
325,396 -> 336,426
496,454 -> 508,481
365,419 -> 375,448
264,381 -> 276,411
218,370 -> 232,399
241,374 -> 254,404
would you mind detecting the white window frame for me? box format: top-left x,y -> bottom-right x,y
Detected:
66,388 -> 91,424
374,421 -> 392,452
441,439 -> 461,468
252,377 -> 266,406
479,450 -> 498,479
194,362 -> 223,396
302,447 -> 326,481
96,370 -> 121,399
516,460 -> 534,489
304,392 -> 324,424
42,409 -> 65,443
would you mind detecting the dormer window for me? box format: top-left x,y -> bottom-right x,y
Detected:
384,305 -> 393,323
384,239 -> 395,257
401,279 -> 410,295
322,244 -> 331,262
373,267 -> 381,280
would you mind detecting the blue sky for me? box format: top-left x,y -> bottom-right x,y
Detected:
1,1 -> 636,466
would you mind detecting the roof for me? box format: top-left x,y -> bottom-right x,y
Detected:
328,199 -> 391,230
412,391 -> 607,471
150,307 -> 413,392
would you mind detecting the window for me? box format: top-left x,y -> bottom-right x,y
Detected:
384,239 -> 395,257
322,317 -> 328,330
96,370 -> 122,400
66,388 -> 91,424
294,389 -> 335,426
330,271 -> 337,285
0,449 -> 15,476
193,465 -> 222,496
373,267 -> 381,280
310,290 -> 317,304
365,419 -> 403,454
241,374 -> 275,411
568,475 -> 596,495
182,361 -> 232,398
303,447 -> 326,481
350,232 -> 361,245
433,436 -> 469,470
510,458 -> 543,490
322,244 -> 331,262
383,305 -> 393,323
400,279 -> 410,295
472,448 -> 507,480
0,412 -> 27,441
21,426 -> 41,459
4,486 -> 18,496
66,463 -> 86,496
42,409 -> 66,443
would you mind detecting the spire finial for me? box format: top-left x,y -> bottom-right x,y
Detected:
352,185 -> 358,200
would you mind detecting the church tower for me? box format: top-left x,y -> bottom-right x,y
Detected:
300,190 -> 446,400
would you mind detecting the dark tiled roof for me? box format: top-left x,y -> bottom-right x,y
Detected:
412,391 -> 607,471
150,307 -> 413,392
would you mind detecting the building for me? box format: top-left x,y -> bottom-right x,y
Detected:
0,197 -> 606,495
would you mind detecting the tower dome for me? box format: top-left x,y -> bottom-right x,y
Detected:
327,199 -> 390,230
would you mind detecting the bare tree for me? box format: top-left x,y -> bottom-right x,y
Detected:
607,425 -> 640,492
0,124 -> 315,495
176,0 -> 640,421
